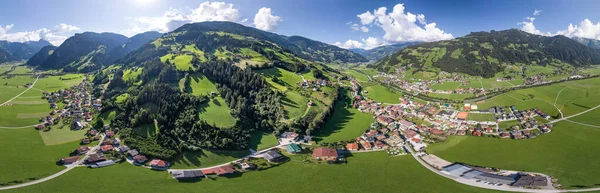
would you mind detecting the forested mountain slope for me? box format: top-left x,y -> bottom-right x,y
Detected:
350,42 -> 420,61
371,29 -> 600,77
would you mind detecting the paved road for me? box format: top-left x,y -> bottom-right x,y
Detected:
550,104 -> 600,124
0,76 -> 39,106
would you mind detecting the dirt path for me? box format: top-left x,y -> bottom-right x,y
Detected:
0,76 -> 39,106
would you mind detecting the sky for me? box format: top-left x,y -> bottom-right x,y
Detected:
1,0 -> 599,49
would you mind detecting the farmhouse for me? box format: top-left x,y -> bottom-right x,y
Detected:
346,143 -> 359,151
312,147 -> 338,161
149,159 -> 169,170
286,143 -> 302,154
512,174 -> 548,187
100,145 -> 114,153
359,140 -> 372,150
280,132 -> 299,141
90,160 -> 116,168
171,170 -> 204,180
214,164 -> 236,175
133,155 -> 148,164
60,156 -> 80,165
86,153 -> 106,163
76,146 -> 90,155
263,150 -> 284,162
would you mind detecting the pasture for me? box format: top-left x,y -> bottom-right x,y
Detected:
186,74 -> 218,96
171,149 -> 250,169
250,131 -> 279,151
0,90 -> 51,127
38,122 -> 88,145
428,92 -> 474,101
431,81 -> 461,91
4,152 -> 496,193
315,101 -> 374,143
363,84 -> 402,104
466,113 -> 496,122
281,91 -> 309,120
197,96 -> 236,127
427,121 -> 600,189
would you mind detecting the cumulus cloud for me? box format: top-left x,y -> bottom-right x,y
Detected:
518,10 -> 600,40
253,7 -> 283,32
334,36 -> 385,50
128,1 -> 242,35
360,26 -> 369,32
347,22 -> 369,33
0,23 -> 80,46
355,3 -> 453,43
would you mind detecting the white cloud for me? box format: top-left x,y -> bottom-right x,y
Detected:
334,36 -> 385,50
518,10 -> 600,40
360,26 -> 369,33
128,1 -> 242,35
253,7 -> 283,32
0,23 -> 80,46
355,3 -> 453,43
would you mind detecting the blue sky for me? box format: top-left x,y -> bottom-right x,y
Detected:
1,0 -> 599,48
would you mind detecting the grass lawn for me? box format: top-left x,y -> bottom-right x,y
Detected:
0,75 -> 36,87
0,87 -> 26,103
0,90 -> 51,127
363,84 -> 401,104
427,121 -> 600,189
431,81 -> 461,91
569,107 -> 600,126
38,122 -> 88,145
249,131 -> 279,151
428,92 -> 474,101
255,67 -> 303,89
344,69 -> 371,82
171,149 -> 250,169
0,128 -> 81,187
98,109 -> 118,125
315,101 -> 373,142
8,66 -> 33,74
34,75 -> 84,92
5,152 -> 497,193
466,113 -> 496,122
197,97 -> 236,127
497,120 -> 521,130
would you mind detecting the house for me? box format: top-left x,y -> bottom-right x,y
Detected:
105,131 -> 115,138
86,153 -> 106,163
171,170 -> 204,180
374,141 -> 388,149
359,140 -> 372,150
90,160 -> 116,168
398,119 -> 415,130
280,132 -> 299,141
60,156 -> 80,165
403,130 -> 419,139
133,155 -> 148,163
286,143 -> 302,154
100,145 -> 114,152
72,120 -> 83,130
76,146 -> 90,155
376,116 -> 394,126
214,164 -> 236,175
430,129 -> 444,135
127,149 -> 139,157
376,135 -> 387,141
346,143 -> 359,151
500,132 -> 511,138
149,159 -> 169,170
241,162 -> 257,170
81,138 -> 91,144
263,150 -> 284,162
472,130 -> 482,136
36,124 -> 46,130
312,147 -> 338,161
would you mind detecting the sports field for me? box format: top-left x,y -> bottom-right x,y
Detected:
3,152 -> 496,193
427,121 -> 600,189
315,101 -> 374,142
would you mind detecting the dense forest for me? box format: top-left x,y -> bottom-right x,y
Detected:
371,29 -> 600,77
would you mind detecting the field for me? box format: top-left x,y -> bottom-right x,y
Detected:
343,69 -> 371,82
477,77 -> 600,118
363,84 -> 402,104
281,91 -> 309,120
4,152 -> 496,193
8,66 -> 33,74
197,97 -> 236,127
465,113 -> 495,122
427,121 -> 600,189
0,128 -> 81,187
255,67 -> 304,89
171,149 -> 250,169
315,101 -> 374,142
431,81 -> 461,91
186,74 -> 218,95
0,90 -> 51,127
38,122 -> 88,145
249,131 -> 279,150
428,92 -> 474,100
34,74 -> 84,92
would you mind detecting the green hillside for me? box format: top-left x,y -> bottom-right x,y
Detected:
372,29 -> 600,77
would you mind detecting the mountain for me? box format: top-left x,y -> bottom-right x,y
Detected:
106,31 -> 163,62
573,37 -> 600,49
0,39 -> 51,62
350,42 -> 421,61
371,29 -> 600,77
34,31 -> 161,72
25,45 -> 57,66
95,21 -> 348,159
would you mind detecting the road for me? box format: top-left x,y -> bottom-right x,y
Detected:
0,76 -> 39,106
549,104 -> 600,124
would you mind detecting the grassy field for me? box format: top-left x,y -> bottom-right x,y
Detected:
98,109 -> 118,125
34,75 -> 84,92
255,67 -> 303,89
315,101 -> 374,142
477,77 -> 600,118
38,122 -> 88,145
569,107 -> 600,126
363,84 -> 402,104
8,66 -> 33,74
4,152 -> 497,193
431,81 -> 461,91
281,91 -> 309,120
171,149 -> 250,169
344,69 -> 371,82
186,74 -> 218,96
249,131 -> 279,151
197,97 -> 236,127
0,128 -> 81,187
466,113 -> 496,122
428,92 -> 474,100
427,121 -> 600,189
0,89 -> 52,127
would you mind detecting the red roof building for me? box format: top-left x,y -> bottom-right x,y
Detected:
346,143 -> 359,151
133,155 -> 148,163
61,156 -> 80,164
430,129 -> 444,135
360,140 -> 372,150
106,131 -> 115,137
214,164 -> 236,175
150,159 -> 167,167
404,130 -> 418,138
312,147 -> 339,161
100,145 -> 113,152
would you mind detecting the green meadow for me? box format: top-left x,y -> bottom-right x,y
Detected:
315,101 -> 374,142
427,121 -> 600,189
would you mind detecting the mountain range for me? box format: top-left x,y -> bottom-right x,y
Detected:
0,39 -> 51,63
573,37 -> 600,49
350,42 -> 421,61
371,29 -> 600,77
